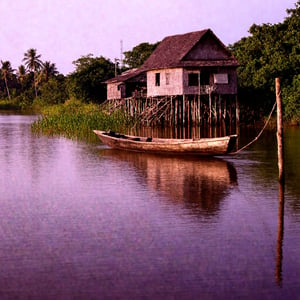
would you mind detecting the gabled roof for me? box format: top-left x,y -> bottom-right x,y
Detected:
105,29 -> 238,85
141,29 -> 239,70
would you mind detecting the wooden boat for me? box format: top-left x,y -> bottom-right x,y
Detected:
93,130 -> 237,156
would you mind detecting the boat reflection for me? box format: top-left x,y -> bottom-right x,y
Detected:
99,149 -> 237,217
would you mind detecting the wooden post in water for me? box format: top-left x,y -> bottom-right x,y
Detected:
235,94 -> 240,126
209,91 -> 212,124
276,78 -> 284,183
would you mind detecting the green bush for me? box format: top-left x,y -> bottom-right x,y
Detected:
32,77 -> 68,110
282,74 -> 300,125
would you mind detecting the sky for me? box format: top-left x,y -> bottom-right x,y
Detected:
0,0 -> 296,75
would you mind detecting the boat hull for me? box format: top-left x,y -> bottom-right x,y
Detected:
93,130 -> 237,156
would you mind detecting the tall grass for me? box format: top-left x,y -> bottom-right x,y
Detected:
31,100 -> 134,142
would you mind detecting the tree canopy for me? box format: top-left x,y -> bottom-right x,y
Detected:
67,54 -> 115,103
0,60 -> 14,99
123,42 -> 160,68
229,1 -> 300,122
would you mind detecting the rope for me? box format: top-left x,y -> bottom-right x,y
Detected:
230,100 -> 277,155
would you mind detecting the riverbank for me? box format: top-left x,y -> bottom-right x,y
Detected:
0,99 -> 20,111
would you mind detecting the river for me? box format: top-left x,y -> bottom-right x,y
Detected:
0,113 -> 299,299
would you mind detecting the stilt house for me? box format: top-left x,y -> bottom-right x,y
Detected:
105,29 -> 239,126
106,29 -> 238,99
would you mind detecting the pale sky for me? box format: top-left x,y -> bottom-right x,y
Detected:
0,0 -> 296,75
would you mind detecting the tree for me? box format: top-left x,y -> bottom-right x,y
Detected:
123,42 -> 160,68
0,60 -> 14,99
37,75 -> 68,106
67,55 -> 115,103
23,48 -> 43,97
17,65 -> 26,88
229,1 -> 300,122
42,61 -> 58,82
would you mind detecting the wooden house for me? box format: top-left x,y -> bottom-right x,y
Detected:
106,68 -> 146,100
142,29 -> 238,97
105,29 -> 239,126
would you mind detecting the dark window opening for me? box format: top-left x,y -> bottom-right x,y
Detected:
188,73 -> 199,86
155,73 -> 160,86
200,72 -> 210,85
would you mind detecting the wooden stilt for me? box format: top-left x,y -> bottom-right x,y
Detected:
209,91 -> 212,124
198,95 -> 201,125
236,94 -> 239,125
218,94 -> 222,125
183,95 -> 185,126
187,96 -> 190,125
214,95 -> 217,125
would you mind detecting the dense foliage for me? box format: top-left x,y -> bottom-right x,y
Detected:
0,51 -> 115,110
230,1 -> 300,123
67,54 -> 115,103
123,42 -> 160,68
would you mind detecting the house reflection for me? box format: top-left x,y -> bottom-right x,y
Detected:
99,149 -> 237,217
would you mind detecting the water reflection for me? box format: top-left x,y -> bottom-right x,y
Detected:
276,182 -> 285,285
98,149 -> 237,217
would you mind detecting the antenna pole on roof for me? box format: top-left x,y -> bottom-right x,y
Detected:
120,40 -> 123,68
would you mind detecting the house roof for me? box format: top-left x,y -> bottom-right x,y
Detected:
105,68 -> 145,84
106,29 -> 238,84
141,29 -> 239,70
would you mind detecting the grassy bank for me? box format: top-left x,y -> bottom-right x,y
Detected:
0,99 -> 21,111
31,100 -> 134,142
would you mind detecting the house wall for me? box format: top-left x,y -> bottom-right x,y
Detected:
183,34 -> 229,60
147,68 -> 183,97
183,69 -> 200,95
107,83 -> 125,100
147,67 -> 237,97
182,68 -> 237,95
214,68 -> 238,95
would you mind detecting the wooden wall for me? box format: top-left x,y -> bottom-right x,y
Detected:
107,82 -> 125,100
146,67 -> 238,97
147,68 -> 183,97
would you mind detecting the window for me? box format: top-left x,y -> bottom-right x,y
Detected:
188,73 -> 199,86
200,72 -> 210,85
155,73 -> 160,86
165,73 -> 170,85
214,73 -> 228,84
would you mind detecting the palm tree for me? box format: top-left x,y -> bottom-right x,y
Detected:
42,61 -> 58,82
17,64 -> 26,88
0,60 -> 14,99
23,48 -> 43,97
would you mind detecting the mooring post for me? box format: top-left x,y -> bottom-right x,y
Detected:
276,78 -> 284,183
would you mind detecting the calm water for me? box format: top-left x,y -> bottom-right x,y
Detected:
0,114 -> 300,299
